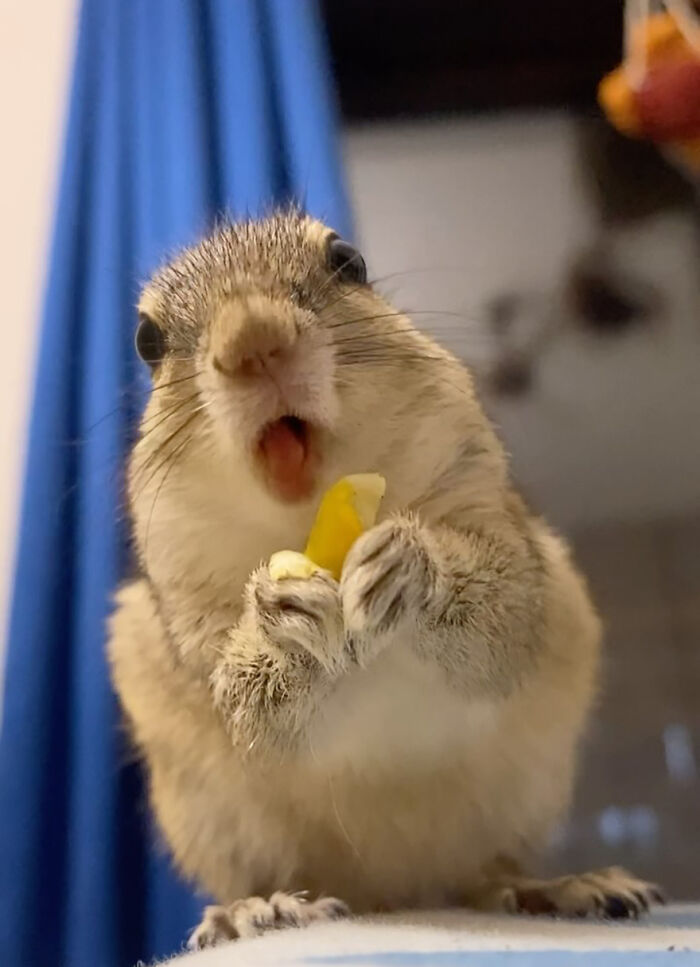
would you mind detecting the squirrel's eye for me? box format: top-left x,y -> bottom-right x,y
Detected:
135,315 -> 166,368
327,236 -> 367,285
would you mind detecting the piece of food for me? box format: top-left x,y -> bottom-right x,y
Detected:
268,550 -> 322,581
269,473 -> 386,581
598,10 -> 700,171
637,60 -> 700,140
598,69 -> 640,136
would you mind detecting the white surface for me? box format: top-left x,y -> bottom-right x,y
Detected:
0,1 -> 78,679
167,906 -> 700,964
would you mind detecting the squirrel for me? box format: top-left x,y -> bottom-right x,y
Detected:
108,210 -> 662,948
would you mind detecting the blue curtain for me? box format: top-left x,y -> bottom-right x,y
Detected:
0,3 -> 351,966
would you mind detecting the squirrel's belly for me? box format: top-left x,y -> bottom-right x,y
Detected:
291,645 -> 564,908
306,640 -> 499,774
290,646 -> 525,909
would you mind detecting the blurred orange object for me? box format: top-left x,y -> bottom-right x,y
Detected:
598,9 -> 700,170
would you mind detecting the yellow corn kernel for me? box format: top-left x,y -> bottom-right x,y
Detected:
269,473 -> 386,581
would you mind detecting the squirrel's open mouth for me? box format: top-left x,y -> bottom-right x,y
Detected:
256,415 -> 317,502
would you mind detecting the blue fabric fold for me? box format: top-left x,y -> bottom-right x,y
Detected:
0,2 -> 350,965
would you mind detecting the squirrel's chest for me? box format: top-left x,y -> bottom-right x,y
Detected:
306,641 -> 497,773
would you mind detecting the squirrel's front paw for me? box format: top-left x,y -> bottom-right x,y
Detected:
341,517 -> 436,654
250,567 -> 346,674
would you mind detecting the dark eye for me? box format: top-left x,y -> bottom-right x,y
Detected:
327,236 -> 367,285
135,315 -> 166,368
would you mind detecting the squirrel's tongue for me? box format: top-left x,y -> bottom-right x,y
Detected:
258,417 -> 312,501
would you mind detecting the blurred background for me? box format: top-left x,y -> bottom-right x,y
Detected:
329,0 -> 700,901
0,1 -> 698,965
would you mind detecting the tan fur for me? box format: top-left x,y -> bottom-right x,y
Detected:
108,212 -> 652,942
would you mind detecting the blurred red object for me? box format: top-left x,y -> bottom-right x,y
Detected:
598,8 -> 700,171
638,59 -> 700,139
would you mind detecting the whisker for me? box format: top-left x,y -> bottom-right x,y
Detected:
310,278 -> 371,315
140,390 -> 201,434
309,249 -> 368,304
132,405 -> 206,490
331,325 -> 492,351
309,266 -> 423,317
76,369 -> 204,442
143,430 -> 197,556
307,734 -> 365,867
325,311 -> 409,330
334,345 -> 458,365
335,351 -> 472,400
311,267 -> 457,316
326,308 -> 487,332
150,369 -> 204,393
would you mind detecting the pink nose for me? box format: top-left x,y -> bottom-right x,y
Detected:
210,296 -> 298,380
213,346 -> 287,379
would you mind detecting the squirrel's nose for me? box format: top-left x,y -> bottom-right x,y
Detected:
213,347 -> 287,379
211,296 -> 298,379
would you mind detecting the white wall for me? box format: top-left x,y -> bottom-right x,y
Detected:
0,1 -> 77,664
345,116 -> 700,530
